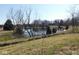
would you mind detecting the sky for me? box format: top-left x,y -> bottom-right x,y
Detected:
0,4 -> 73,24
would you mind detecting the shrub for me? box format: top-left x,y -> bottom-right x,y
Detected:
52,28 -> 57,33
3,19 -> 14,30
46,26 -> 51,35
65,25 -> 69,30
14,24 -> 24,36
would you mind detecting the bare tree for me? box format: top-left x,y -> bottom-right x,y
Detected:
7,8 -> 24,25
7,8 -> 15,25
7,8 -> 25,35
25,8 -> 32,25
53,20 -> 60,26
15,9 -> 24,25
70,5 -> 76,27
68,5 -> 77,32
13,9 -> 25,36
68,5 -> 79,32
7,7 -> 34,36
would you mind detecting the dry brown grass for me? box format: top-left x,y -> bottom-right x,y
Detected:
0,33 -> 79,55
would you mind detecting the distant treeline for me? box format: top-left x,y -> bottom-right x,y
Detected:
0,25 -> 3,28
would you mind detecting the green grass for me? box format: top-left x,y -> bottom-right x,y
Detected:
0,33 -> 79,55
0,35 -> 13,42
0,31 -> 13,42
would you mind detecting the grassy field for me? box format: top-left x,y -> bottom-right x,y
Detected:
0,31 -> 13,42
0,32 -> 79,55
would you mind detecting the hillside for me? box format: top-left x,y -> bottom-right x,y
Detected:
0,33 -> 79,55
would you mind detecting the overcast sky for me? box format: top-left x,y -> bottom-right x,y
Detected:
0,4 -> 74,24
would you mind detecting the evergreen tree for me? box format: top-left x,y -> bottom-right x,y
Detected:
3,19 -> 14,30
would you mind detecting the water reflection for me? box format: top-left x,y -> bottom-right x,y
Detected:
23,29 -> 46,37
23,28 -> 66,37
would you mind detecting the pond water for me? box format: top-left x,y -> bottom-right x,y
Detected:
23,29 -> 66,37
23,29 -> 46,37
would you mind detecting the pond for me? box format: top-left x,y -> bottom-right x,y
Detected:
23,29 -> 47,37
23,29 -> 66,37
